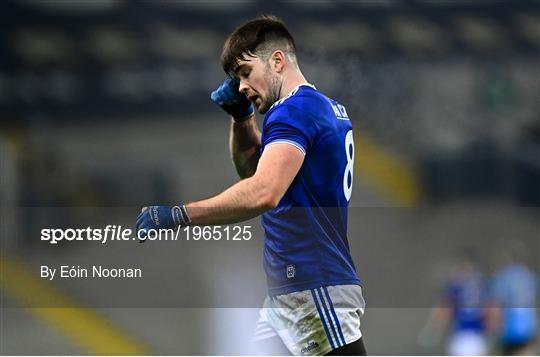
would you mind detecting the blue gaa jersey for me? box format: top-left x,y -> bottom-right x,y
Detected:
491,264 -> 538,344
446,271 -> 487,333
260,84 -> 360,296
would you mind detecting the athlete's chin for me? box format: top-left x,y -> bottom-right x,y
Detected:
256,101 -> 272,114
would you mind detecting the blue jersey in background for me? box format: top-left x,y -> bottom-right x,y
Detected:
446,270 -> 488,333
260,84 -> 360,296
491,263 -> 538,344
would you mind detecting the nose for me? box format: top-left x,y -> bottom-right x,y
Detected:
238,79 -> 249,95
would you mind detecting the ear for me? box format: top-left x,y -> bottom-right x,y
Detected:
270,50 -> 286,73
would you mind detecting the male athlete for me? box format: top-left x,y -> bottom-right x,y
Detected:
490,245 -> 538,355
136,16 -> 366,355
419,250 -> 489,355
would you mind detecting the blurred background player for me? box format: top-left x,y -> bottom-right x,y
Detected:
136,15 -> 367,355
489,241 -> 538,355
418,248 -> 489,355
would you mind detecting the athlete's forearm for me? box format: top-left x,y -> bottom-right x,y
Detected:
229,114 -> 261,179
185,175 -> 276,225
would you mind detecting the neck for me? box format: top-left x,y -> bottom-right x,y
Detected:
279,70 -> 308,99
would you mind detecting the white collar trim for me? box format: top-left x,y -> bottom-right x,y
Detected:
270,83 -> 316,110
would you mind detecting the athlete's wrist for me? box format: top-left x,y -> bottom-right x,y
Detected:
232,112 -> 255,123
172,204 -> 191,227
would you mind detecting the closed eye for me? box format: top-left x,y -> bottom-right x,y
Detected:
235,64 -> 251,80
240,70 -> 251,79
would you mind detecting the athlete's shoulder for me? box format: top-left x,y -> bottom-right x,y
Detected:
275,83 -> 326,106
265,84 -> 330,124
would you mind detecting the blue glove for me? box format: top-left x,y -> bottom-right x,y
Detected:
136,205 -> 190,241
210,77 -> 254,119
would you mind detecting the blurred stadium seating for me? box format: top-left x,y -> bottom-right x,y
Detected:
0,0 -> 538,355
1,0 -> 539,205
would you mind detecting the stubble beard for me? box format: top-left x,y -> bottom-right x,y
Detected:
258,70 -> 282,114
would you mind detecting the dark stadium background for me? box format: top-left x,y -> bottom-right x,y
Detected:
1,0 -> 538,355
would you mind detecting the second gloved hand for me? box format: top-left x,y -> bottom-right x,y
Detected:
136,205 -> 190,240
210,77 -> 254,120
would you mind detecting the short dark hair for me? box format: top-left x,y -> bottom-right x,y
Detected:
221,15 -> 297,77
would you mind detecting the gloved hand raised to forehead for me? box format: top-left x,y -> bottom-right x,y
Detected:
210,77 -> 254,120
